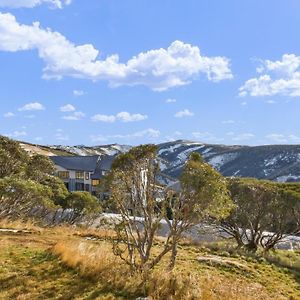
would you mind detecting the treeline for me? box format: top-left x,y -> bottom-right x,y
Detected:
102,145 -> 300,273
1,137 -> 300,272
0,136 -> 101,224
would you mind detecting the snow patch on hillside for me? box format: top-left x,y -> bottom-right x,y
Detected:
201,147 -> 214,157
276,175 -> 300,182
171,145 -> 206,168
208,153 -> 239,170
158,144 -> 183,156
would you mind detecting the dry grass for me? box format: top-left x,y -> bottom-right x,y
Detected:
52,241 -> 117,279
0,218 -> 40,232
51,240 -> 283,300
1,221 -> 299,300
52,240 -> 205,299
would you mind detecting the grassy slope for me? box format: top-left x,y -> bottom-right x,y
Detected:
0,230 -> 123,300
0,226 -> 299,300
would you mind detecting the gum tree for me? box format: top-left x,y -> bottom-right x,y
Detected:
166,153 -> 233,268
221,178 -> 300,252
109,147 -> 233,271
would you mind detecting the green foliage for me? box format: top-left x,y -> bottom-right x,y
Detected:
0,136 -> 68,221
26,154 -> 55,182
109,148 -> 233,271
62,192 -> 102,224
0,135 -> 28,178
109,144 -> 165,271
0,176 -> 54,219
112,144 -> 157,170
189,152 -> 203,163
43,176 -> 69,204
223,177 -> 300,252
65,191 -> 101,214
178,153 -> 233,221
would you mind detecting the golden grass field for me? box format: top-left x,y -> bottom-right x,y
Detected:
0,220 -> 299,300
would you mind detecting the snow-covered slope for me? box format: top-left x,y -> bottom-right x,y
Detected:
157,140 -> 300,182
20,140 -> 300,182
50,144 -> 131,157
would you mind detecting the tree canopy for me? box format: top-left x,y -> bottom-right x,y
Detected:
108,146 -> 233,271
221,177 -> 300,252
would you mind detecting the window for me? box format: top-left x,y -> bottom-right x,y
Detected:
75,171 -> 84,179
58,171 -> 69,179
85,172 -> 89,180
92,179 -> 100,186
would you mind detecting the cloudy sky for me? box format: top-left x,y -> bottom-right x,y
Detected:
1,0 -> 300,146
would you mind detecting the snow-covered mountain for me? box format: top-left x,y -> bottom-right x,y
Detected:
21,140 -> 300,183
50,144 -> 131,157
157,140 -> 300,182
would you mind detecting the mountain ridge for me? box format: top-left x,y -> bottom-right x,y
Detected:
19,139 -> 300,183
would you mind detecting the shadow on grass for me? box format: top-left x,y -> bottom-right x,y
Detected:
0,246 -> 138,300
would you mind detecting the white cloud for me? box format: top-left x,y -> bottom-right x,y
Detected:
265,133 -> 287,143
166,98 -> 176,103
18,102 -> 45,111
116,112 -> 147,122
91,114 -> 116,123
60,104 -> 75,112
0,13 -> 233,91
73,89 -> 84,97
62,111 -> 85,121
91,111 -> 147,123
192,131 -> 224,143
5,130 -> 27,138
165,131 -> 182,141
174,109 -> 194,118
90,128 -> 160,142
288,134 -> 300,142
0,0 -> 72,9
232,133 -> 255,141
265,133 -> 300,144
240,54 -> 300,97
3,112 -> 15,117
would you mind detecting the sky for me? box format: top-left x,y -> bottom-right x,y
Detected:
1,0 -> 300,146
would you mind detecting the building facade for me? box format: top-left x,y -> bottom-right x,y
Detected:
50,155 -> 114,195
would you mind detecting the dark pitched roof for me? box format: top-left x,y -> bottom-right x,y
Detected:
50,156 -> 100,172
99,155 -> 114,171
91,156 -> 114,179
50,155 -> 115,179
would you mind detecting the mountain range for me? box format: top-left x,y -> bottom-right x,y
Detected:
19,140 -> 300,183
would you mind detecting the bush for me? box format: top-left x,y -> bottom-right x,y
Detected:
63,191 -> 102,224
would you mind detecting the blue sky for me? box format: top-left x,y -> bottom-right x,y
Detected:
1,0 -> 300,146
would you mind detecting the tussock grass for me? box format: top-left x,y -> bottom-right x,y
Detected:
1,222 -> 299,299
0,218 -> 40,232
52,240 -> 202,299
52,239 -> 289,300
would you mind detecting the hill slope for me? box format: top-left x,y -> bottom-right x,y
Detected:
20,140 -> 300,183
1,223 -> 299,300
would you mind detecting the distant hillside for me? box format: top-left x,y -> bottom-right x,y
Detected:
157,140 -> 300,182
20,140 -> 300,183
